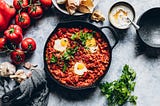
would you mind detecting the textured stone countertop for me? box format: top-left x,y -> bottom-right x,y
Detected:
2,0 -> 160,106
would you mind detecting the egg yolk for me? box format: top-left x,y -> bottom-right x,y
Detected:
61,39 -> 68,47
86,38 -> 96,47
77,63 -> 85,70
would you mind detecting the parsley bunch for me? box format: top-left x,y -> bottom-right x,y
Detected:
100,65 -> 137,106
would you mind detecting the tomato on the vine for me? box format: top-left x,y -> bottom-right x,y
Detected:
15,12 -> 31,29
39,0 -> 53,9
0,38 -> 6,50
13,0 -> 29,10
28,5 -> 43,19
21,38 -> 36,52
4,24 -> 23,45
10,49 -> 25,65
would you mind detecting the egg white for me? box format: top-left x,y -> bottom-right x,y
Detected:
54,38 -> 68,52
85,38 -> 99,53
89,46 -> 99,53
74,62 -> 87,75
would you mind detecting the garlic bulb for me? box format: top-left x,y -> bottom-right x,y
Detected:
0,62 -> 16,77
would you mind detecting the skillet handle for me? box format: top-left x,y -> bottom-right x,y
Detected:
100,26 -> 119,49
2,87 -> 22,104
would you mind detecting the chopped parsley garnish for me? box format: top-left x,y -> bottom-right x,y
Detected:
50,54 -> 58,63
71,33 -> 78,40
99,64 -> 137,106
80,32 -> 93,45
61,46 -> 78,72
70,31 -> 94,46
62,63 -> 67,72
61,46 -> 78,61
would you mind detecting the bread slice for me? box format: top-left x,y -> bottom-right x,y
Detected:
66,0 -> 81,15
78,0 -> 94,13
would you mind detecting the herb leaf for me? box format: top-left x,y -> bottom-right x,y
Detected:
61,46 -> 78,61
62,63 -> 67,72
50,54 -> 57,63
70,31 -> 94,46
71,33 -> 77,40
80,32 -> 93,46
99,64 -> 137,106
129,95 -> 138,105
61,46 -> 78,72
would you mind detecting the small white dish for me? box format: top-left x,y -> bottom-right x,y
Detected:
108,1 -> 135,29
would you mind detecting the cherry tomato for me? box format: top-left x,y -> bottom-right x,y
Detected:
39,0 -> 53,9
13,0 -> 29,10
4,24 -> 23,45
10,49 -> 25,65
28,5 -> 43,19
21,38 -> 36,52
15,12 -> 31,29
0,38 -> 6,50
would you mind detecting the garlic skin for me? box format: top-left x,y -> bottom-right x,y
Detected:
10,69 -> 32,83
0,62 -> 16,77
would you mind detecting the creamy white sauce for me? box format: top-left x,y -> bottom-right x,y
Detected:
109,5 -> 134,29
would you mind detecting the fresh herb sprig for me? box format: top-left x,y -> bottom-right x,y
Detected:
99,65 -> 137,106
70,31 -> 95,46
79,32 -> 93,45
50,54 -> 58,63
61,46 -> 78,61
61,46 -> 78,72
62,63 -> 67,72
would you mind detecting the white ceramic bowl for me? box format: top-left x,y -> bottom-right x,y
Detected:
52,0 -> 100,16
108,1 -> 135,29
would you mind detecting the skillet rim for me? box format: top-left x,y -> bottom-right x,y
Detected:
43,21 -> 113,90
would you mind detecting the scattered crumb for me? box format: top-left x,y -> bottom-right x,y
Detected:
91,10 -> 105,22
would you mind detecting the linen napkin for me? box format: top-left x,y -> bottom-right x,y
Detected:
0,69 -> 49,106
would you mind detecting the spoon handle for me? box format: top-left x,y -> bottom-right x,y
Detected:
127,17 -> 140,30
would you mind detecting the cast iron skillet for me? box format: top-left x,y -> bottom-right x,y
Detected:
137,8 -> 160,48
1,21 -> 119,104
43,21 -> 119,90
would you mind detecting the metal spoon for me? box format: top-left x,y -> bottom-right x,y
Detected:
127,17 -> 140,30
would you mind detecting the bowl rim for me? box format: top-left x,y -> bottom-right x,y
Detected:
52,0 -> 85,16
108,1 -> 136,29
136,7 -> 160,48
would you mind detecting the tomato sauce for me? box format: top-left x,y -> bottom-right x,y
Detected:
45,27 -> 110,88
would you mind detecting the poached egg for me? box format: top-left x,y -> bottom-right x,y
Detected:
86,38 -> 99,53
74,62 -> 87,75
54,38 -> 69,52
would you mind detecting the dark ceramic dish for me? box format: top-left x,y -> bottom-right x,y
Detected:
137,8 -> 160,48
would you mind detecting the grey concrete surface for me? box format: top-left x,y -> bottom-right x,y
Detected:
2,0 -> 160,106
